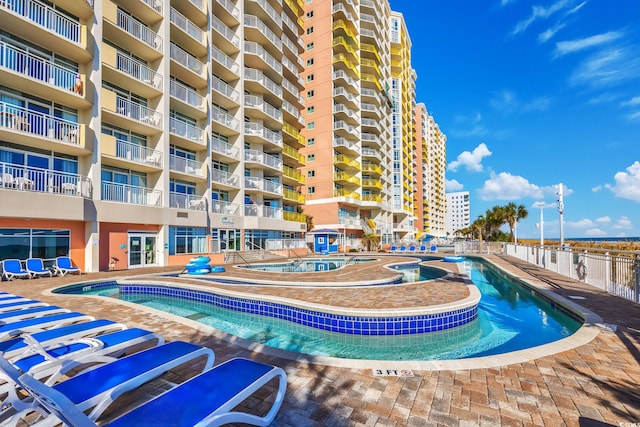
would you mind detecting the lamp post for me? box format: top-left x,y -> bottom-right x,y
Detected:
557,183 -> 564,248
534,202 -> 545,248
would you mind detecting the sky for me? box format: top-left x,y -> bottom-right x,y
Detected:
389,0 -> 640,239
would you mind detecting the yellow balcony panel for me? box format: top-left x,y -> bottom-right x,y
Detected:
362,179 -> 382,189
283,166 -> 305,185
283,211 -> 306,222
333,188 -> 361,200
282,144 -> 305,167
334,172 -> 360,186
282,122 -> 305,148
361,73 -> 381,90
283,189 -> 306,204
333,155 -> 361,170
332,20 -> 358,44
362,194 -> 382,203
362,164 -> 382,175
332,54 -> 360,78
1,4 -> 93,64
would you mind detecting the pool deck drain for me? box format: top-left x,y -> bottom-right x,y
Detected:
2,253 -> 639,425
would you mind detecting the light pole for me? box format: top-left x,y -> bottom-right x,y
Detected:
534,202 -> 545,248
557,183 -> 564,247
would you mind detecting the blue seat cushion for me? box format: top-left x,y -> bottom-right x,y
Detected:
0,312 -> 87,333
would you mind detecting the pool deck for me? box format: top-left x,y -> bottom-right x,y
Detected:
2,253 -> 640,426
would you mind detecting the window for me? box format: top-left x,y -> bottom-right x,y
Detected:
306,90 -> 314,98
307,186 -> 315,194
306,74 -> 314,82
307,154 -> 315,161
307,170 -> 315,178
306,26 -> 314,35
306,122 -> 315,130
306,11 -> 313,18
0,228 -> 70,261
169,226 -> 207,255
306,42 -> 314,51
306,106 -> 315,114
307,137 -> 315,145
306,58 -> 314,66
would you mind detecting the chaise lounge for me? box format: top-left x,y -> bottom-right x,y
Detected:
26,258 -> 53,279
1,259 -> 30,281
52,256 -> 81,276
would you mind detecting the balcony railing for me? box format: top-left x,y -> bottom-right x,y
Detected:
211,169 -> 239,187
6,0 -> 80,43
102,181 -> 161,206
0,41 -> 80,93
115,96 -> 162,127
212,200 -> 239,215
141,0 -> 162,13
169,118 -> 204,144
244,68 -> 282,97
212,15 -> 240,48
211,75 -> 240,103
211,135 -> 239,158
170,42 -> 203,75
245,149 -> 282,170
244,95 -> 282,121
0,161 -> 91,198
243,15 -> 282,50
116,52 -> 162,89
170,192 -> 206,210
244,41 -> 282,74
170,7 -> 202,43
0,101 -> 80,144
115,140 -> 162,167
211,108 -> 239,130
117,9 -> 162,51
170,80 -> 204,110
244,122 -> 282,147
244,203 -> 282,219
169,154 -> 203,177
211,45 -> 240,76
245,176 -> 282,195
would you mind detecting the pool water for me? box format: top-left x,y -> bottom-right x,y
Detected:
61,259 -> 582,360
236,257 -> 373,272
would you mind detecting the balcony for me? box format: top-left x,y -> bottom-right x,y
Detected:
244,122 -> 282,148
362,178 -> 382,189
283,165 -> 304,185
333,137 -> 359,156
282,122 -> 304,148
211,107 -> 240,134
244,95 -> 282,126
211,45 -> 240,81
245,149 -> 282,171
215,0 -> 241,26
170,43 -> 206,87
103,4 -> 162,61
362,163 -> 382,175
212,200 -> 239,215
101,89 -> 162,134
1,0 -> 91,63
243,15 -> 282,53
244,41 -> 282,76
211,75 -> 241,109
334,171 -> 360,186
212,14 -> 240,53
245,176 -> 282,196
101,136 -> 163,172
281,77 -> 304,108
173,0 -> 207,29
211,168 -> 239,189
102,181 -> 162,207
333,188 -> 360,200
244,68 -> 282,99
283,211 -> 306,222
102,45 -> 162,99
211,135 -> 240,161
282,143 -> 305,167
333,154 -> 360,171
170,7 -> 206,57
0,101 -> 88,155
0,161 -> 91,198
245,203 -> 282,219
169,192 -> 206,210
170,118 -> 205,149
169,154 -> 204,179
170,80 -> 206,118
333,120 -> 359,139
283,188 -> 305,204
282,100 -> 303,127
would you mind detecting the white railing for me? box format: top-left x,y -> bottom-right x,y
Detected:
115,140 -> 162,167
169,118 -> 204,144
216,0 -> 241,20
245,149 -> 282,170
504,243 -> 639,303
115,97 -> 162,127
169,154 -> 203,177
243,15 -> 281,49
244,95 -> 282,121
244,41 -> 282,73
0,41 -> 79,92
117,9 -> 162,50
212,15 -> 240,48
211,45 -> 240,75
0,101 -> 80,144
244,122 -> 282,146
169,80 -> 204,110
265,238 -> 308,250
248,0 -> 281,26
0,161 -> 91,197
211,169 -> 239,187
170,43 -> 204,74
245,176 -> 282,195
188,0 -> 203,9
141,0 -> 162,13
211,75 -> 240,102
212,200 -> 238,215
170,7 -> 203,43
211,136 -> 239,158
244,204 -> 282,218
170,192 -> 206,210
211,108 -> 239,130
101,181 -> 162,206
116,53 -> 162,89
8,0 -> 80,43
244,68 -> 282,97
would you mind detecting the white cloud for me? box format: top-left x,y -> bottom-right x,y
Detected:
446,179 -> 464,191
605,161 -> 640,202
621,96 -> 640,107
592,185 -> 602,192
584,228 -> 607,237
478,171 -> 544,200
511,0 -> 574,36
613,216 -> 633,229
538,22 -> 566,43
627,112 -> 640,121
567,1 -> 587,15
595,216 -> 611,224
490,90 -> 551,114
447,143 -> 492,172
554,31 -> 623,57
570,46 -> 640,88
566,218 -> 595,228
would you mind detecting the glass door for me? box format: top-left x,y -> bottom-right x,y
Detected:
219,229 -> 237,251
128,233 -> 157,267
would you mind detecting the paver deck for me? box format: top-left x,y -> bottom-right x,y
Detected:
1,253 -> 639,426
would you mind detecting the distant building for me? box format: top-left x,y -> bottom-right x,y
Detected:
445,192 -> 470,236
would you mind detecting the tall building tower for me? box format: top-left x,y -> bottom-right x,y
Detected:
301,1 -> 417,248
0,0 -> 307,272
445,191 -> 470,236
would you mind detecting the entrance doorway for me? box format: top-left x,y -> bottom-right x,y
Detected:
128,233 -> 157,267
219,229 -> 237,251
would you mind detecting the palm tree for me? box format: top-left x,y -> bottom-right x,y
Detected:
503,202 -> 529,243
484,206 -> 506,241
361,233 -> 381,252
472,215 -> 486,246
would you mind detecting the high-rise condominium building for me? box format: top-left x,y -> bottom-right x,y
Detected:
445,191 -> 470,236
414,102 -> 447,239
0,0 -> 307,272
300,0 -> 416,246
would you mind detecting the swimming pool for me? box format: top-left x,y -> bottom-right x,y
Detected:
236,257 -> 374,272
55,258 -> 582,361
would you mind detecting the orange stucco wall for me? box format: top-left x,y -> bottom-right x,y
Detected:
98,223 -> 159,271
0,218 -> 87,271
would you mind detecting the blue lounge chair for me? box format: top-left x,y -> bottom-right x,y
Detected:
1,259 -> 30,281
418,245 -> 427,253
0,299 -> 49,313
52,256 -> 81,276
17,341 -> 214,423
0,319 -> 126,359
20,357 -> 287,427
0,312 -> 94,341
398,245 -> 407,253
408,245 -> 416,253
26,258 -> 52,279
0,306 -> 69,324
389,245 -> 398,253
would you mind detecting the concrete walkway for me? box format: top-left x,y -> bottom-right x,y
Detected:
1,254 -> 639,426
